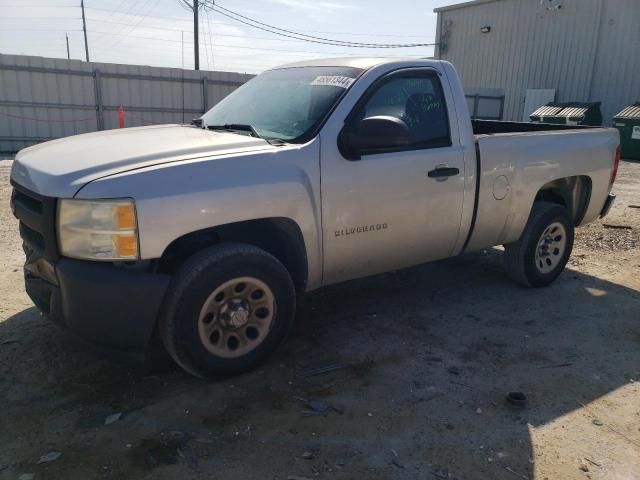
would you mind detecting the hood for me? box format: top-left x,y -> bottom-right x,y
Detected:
10,124 -> 273,197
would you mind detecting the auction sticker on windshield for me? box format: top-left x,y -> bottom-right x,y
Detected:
311,75 -> 356,89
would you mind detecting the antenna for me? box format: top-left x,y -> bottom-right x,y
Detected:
181,30 -> 185,124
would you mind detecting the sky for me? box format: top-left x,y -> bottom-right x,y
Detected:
0,0 -> 457,74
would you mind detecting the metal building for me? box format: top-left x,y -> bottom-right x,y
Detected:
434,0 -> 640,123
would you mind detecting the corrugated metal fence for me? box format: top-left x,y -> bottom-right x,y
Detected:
0,54 -> 254,153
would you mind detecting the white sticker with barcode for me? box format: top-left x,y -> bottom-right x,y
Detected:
632,126 -> 640,140
310,75 -> 355,89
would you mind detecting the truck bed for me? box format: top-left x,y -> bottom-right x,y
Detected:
464,124 -> 618,255
472,119 -> 595,135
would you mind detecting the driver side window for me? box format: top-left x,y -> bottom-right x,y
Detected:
356,72 -> 451,150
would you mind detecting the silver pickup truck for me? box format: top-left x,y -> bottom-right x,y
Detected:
10,58 -> 619,378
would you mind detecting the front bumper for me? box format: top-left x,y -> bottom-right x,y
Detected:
25,257 -> 170,352
12,181 -> 170,353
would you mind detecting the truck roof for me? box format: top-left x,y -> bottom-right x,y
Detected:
274,57 -> 435,70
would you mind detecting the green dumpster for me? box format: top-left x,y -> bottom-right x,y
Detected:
530,103 -> 565,123
613,102 -> 640,160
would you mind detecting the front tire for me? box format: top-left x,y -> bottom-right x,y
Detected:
159,243 -> 296,379
504,202 -> 574,287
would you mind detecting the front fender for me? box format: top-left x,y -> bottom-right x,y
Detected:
76,140 -> 323,289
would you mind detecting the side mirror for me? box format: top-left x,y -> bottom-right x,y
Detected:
339,115 -> 410,160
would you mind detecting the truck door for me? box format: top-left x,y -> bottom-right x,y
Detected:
320,68 -> 466,284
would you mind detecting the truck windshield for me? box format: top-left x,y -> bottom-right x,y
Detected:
200,66 -> 363,143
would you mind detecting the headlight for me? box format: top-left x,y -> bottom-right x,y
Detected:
57,198 -> 139,260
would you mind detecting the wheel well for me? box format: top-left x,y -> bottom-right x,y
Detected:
158,218 -> 308,291
534,176 -> 592,225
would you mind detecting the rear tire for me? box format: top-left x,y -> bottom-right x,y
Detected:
504,202 -> 574,287
159,243 -> 296,379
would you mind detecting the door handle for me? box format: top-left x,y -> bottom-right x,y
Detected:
428,166 -> 460,178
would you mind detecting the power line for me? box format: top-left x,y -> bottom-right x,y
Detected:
12,4 -> 428,39
210,3 -> 436,48
205,8 -> 215,69
1,22 -> 436,45
211,6 -> 427,48
89,0 -> 134,40
62,18 -> 437,44
1,27 -> 84,31
105,0 -> 161,51
84,5 -> 193,21
1,0 -> 437,71
0,3 -> 78,6
86,29 -> 428,57
78,6 -> 429,38
95,0 -> 129,24
0,16 -> 81,19
83,36 -> 316,62
92,0 -> 155,44
93,51 -> 275,68
200,15 -> 210,69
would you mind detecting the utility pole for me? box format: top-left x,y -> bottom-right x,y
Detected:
193,0 -> 199,70
66,33 -> 70,60
81,0 -> 90,62
177,0 -> 210,70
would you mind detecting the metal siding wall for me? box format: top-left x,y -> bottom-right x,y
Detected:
437,0 -> 637,122
589,0 -> 640,123
0,54 -> 254,153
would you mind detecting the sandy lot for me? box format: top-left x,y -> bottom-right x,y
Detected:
0,158 -> 639,480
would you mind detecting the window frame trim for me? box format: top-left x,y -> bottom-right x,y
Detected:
339,67 -> 453,159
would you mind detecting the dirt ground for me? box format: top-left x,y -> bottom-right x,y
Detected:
0,158 -> 639,480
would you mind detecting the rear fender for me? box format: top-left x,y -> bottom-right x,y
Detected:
467,129 -> 616,251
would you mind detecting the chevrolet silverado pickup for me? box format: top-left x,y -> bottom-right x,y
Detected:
10,57 -> 619,379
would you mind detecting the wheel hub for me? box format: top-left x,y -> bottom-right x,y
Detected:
535,222 -> 567,274
220,299 -> 251,329
197,277 -> 276,359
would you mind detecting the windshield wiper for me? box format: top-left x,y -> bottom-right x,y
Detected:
265,138 -> 289,146
206,123 -> 288,146
207,123 -> 261,138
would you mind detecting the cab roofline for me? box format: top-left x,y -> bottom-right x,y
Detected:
271,57 -> 437,71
